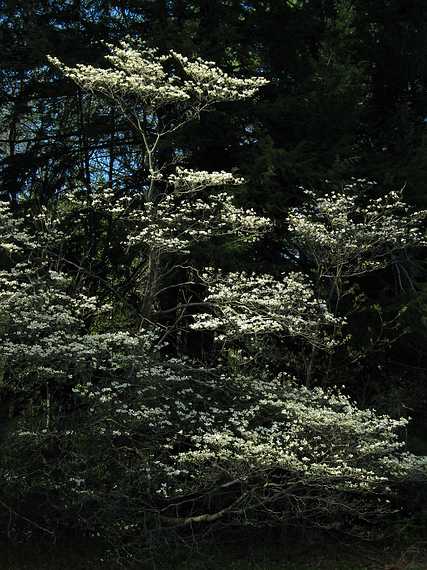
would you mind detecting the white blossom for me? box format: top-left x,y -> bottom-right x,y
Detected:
288,185 -> 427,276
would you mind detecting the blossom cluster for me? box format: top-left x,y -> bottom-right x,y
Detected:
48,41 -> 268,111
166,168 -> 245,193
288,185 -> 427,275
170,51 -> 269,102
0,201 -> 33,253
192,270 -> 340,347
71,361 -> 421,518
126,192 -> 271,254
50,168 -> 270,257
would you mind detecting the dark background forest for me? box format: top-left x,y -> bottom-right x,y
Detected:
1,0 -> 427,567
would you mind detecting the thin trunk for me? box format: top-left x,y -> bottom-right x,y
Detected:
108,107 -> 116,187
141,248 -> 161,319
45,383 -> 50,431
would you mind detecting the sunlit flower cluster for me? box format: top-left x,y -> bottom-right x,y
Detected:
170,51 -> 269,102
288,185 -> 427,275
126,192 -> 270,253
71,362 -> 422,524
166,168 -> 245,193
48,41 -> 268,111
192,270 -> 340,347
0,201 -> 33,253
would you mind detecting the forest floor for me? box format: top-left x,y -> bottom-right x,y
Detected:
2,534 -> 427,570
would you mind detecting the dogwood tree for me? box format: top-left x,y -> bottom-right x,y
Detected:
0,43 -> 424,551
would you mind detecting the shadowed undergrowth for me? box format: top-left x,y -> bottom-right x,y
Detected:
2,534 -> 427,570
